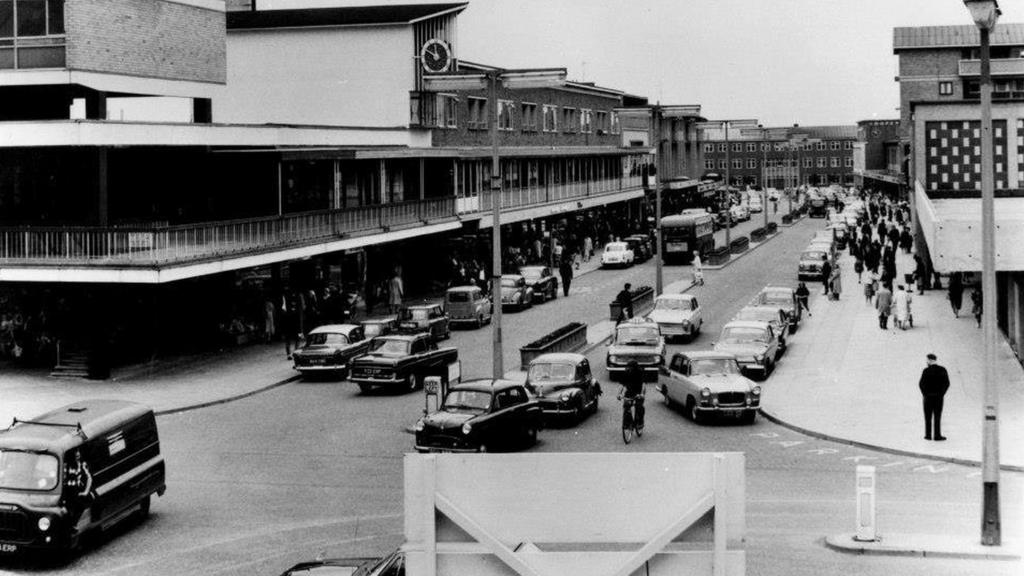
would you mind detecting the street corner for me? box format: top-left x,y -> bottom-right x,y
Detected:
824,533 -> 1022,561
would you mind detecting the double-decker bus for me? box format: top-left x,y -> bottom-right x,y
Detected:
661,210 -> 715,264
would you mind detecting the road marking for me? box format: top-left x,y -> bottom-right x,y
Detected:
879,461 -> 905,468
841,456 -> 879,463
807,448 -> 839,455
913,464 -> 949,474
773,440 -> 805,448
751,432 -> 780,438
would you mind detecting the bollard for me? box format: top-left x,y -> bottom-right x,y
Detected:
854,465 -> 877,542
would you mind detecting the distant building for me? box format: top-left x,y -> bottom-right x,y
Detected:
854,119 -> 902,190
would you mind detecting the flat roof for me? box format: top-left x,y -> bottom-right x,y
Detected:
894,23 -> 1024,51
227,3 -> 468,30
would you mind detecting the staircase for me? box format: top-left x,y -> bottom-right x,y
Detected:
50,343 -> 90,379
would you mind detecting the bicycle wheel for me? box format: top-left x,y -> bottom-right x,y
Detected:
621,409 -> 633,444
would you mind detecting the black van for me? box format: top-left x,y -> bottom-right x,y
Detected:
0,400 -> 165,554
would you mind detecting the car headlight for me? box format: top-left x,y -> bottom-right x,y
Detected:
608,355 -> 621,364
700,387 -> 711,398
461,422 -> 473,435
37,517 -> 50,532
682,319 -> 690,326
755,353 -> 765,362
751,386 -> 762,396
414,420 -> 425,432
560,393 -> 571,402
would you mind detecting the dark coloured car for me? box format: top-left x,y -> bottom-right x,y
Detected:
524,353 -> 601,423
414,380 -> 542,453
518,266 -> 558,303
500,275 -> 534,310
624,235 -> 651,262
733,305 -> 789,354
292,324 -> 370,379
753,286 -> 801,332
278,548 -> 405,576
348,333 -> 458,394
397,304 -> 450,342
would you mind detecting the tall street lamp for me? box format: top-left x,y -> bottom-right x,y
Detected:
742,126 -> 789,229
963,0 -> 1002,547
425,68 -> 567,380
697,120 -> 757,252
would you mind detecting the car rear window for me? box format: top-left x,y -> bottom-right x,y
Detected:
447,292 -> 470,303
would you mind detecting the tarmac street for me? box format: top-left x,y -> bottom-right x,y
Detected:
0,210 -> 1022,576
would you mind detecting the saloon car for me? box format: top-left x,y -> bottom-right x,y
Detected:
348,333 -> 458,393
658,351 -> 761,424
733,306 -> 789,354
518,265 -> 559,303
500,275 -> 534,311
712,320 -> 782,378
753,286 -> 801,332
524,353 -> 601,423
414,380 -> 543,453
444,286 -> 492,328
361,316 -> 397,340
646,293 -> 702,341
606,318 -> 665,382
600,242 -> 635,268
797,248 -> 831,280
398,303 -> 450,341
625,235 -> 652,262
278,548 -> 405,576
291,324 -> 370,379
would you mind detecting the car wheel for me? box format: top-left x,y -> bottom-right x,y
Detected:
764,358 -> 775,378
358,383 -> 372,394
572,401 -> 583,423
476,314 -> 484,329
137,495 -> 151,521
590,394 -> 599,414
478,443 -> 489,453
444,327 -> 451,340
525,426 -> 538,446
687,398 -> 702,424
405,374 -> 418,393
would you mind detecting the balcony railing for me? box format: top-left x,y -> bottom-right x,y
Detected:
0,197 -> 456,267
474,174 -> 644,212
958,58 -> 1024,77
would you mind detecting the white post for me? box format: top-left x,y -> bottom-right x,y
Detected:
854,465 -> 877,542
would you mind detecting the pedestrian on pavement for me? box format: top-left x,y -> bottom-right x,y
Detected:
692,250 -> 704,286
893,285 -> 912,330
900,227 -> 913,254
853,257 -> 864,284
559,252 -> 574,297
281,292 -> 301,359
615,283 -> 634,325
919,353 -> 950,441
263,297 -> 276,343
948,272 -> 964,318
583,235 -> 593,262
820,259 -> 833,296
914,255 -> 928,295
829,267 -> 842,301
795,282 -> 811,317
971,287 -> 983,329
864,274 -> 877,305
875,283 -> 893,329
388,267 -> 404,314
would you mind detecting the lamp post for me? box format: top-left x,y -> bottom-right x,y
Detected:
964,0 -> 1002,547
742,126 -> 789,227
698,119 -> 758,252
652,104 -> 664,295
425,68 -> 567,380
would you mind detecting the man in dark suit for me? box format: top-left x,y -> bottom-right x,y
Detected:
820,259 -> 833,296
919,353 -> 950,441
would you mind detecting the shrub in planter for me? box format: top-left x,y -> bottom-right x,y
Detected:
781,214 -> 793,224
766,222 -> 778,233
524,322 -> 586,349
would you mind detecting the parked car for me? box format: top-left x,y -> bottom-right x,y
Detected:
524,353 -> 601,423
398,303 -> 450,341
798,248 -> 831,280
712,320 -> 782,378
444,285 -> 492,328
808,238 -> 837,261
600,242 -> 635,268
753,286 -> 801,332
658,351 -> 761,424
606,317 -> 665,382
348,333 -> 458,393
278,548 -> 404,576
518,265 -> 559,303
414,379 -> 543,453
292,324 -> 370,379
733,306 -> 789,354
716,209 -> 738,229
808,197 -> 828,218
0,400 -> 165,554
360,316 -> 398,340
624,235 -> 652,262
500,275 -> 534,311
646,293 -> 702,342
729,204 -> 750,222
747,195 -> 763,213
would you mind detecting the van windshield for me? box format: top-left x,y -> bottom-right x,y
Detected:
0,450 -> 59,491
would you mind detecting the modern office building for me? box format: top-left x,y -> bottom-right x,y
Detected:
853,119 -> 903,192
893,22 -> 1024,360
699,125 -> 858,188
0,0 -> 663,376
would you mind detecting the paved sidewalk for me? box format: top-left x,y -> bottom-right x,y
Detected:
762,241 -> 1024,470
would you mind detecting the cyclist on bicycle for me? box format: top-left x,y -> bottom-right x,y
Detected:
617,360 -> 646,430
615,283 -> 634,325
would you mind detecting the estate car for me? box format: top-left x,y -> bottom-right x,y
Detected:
444,286 -> 492,328
398,304 -> 450,342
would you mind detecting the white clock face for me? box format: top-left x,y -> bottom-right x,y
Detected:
421,39 -> 451,73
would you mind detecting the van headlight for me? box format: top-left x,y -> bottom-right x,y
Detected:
461,422 -> 473,435
38,517 -> 51,532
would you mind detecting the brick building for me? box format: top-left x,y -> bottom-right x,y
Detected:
699,124 -> 858,188
853,119 -> 902,191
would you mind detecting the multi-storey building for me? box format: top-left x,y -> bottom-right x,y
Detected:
700,125 -> 858,188
893,22 -> 1024,360
0,0 -> 658,376
853,119 -> 903,191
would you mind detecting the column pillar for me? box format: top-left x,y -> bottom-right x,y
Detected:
85,91 -> 107,120
193,98 -> 213,124
97,148 -> 109,226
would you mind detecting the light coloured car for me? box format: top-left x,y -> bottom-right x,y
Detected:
798,247 -> 831,280
445,285 -> 493,328
646,293 -> 702,342
729,204 -> 750,222
747,196 -> 763,213
601,241 -> 635,268
292,324 -> 370,379
733,305 -> 789,354
500,275 -> 534,311
658,351 -> 761,424
753,286 -> 801,332
605,318 -> 665,381
712,320 -> 781,378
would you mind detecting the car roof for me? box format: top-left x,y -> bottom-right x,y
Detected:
677,351 -> 737,360
374,333 -> 420,342
618,317 -> 659,328
519,265 -> 545,271
446,285 -> 480,293
760,286 -> 794,294
501,274 -> 525,280
450,379 -> 524,393
0,400 -> 152,453
723,320 -> 771,330
309,324 -> 361,335
405,303 -> 438,310
530,352 -> 586,365
605,242 -> 627,248
361,316 -> 397,324
738,305 -> 783,316
656,293 -> 695,301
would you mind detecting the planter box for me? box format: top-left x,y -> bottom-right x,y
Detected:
781,214 -> 793,224
520,322 -> 588,370
608,286 -> 655,321
750,228 -> 766,242
707,246 -> 731,266
729,236 -> 750,254
766,222 -> 778,234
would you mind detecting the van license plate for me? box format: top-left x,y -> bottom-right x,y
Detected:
0,543 -> 17,553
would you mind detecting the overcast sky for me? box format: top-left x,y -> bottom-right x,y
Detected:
267,0 -> 1016,126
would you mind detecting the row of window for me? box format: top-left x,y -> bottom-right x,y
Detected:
704,157 -> 854,169
454,95 -> 620,134
0,0 -> 64,38
702,140 -> 853,153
